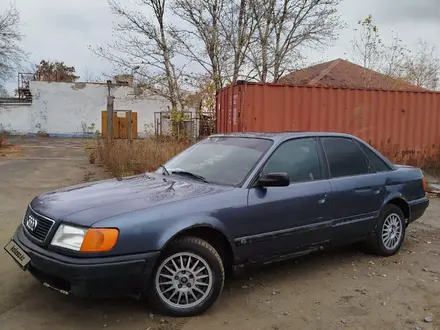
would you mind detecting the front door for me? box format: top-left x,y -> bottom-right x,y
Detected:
243,137 -> 333,261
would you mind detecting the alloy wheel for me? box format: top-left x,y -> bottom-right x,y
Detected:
381,213 -> 403,251
155,252 -> 213,309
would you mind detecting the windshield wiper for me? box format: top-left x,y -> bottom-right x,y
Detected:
171,171 -> 209,183
160,165 -> 170,175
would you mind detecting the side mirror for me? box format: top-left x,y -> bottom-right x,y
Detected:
257,172 -> 290,187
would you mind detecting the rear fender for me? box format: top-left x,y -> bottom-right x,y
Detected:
382,192 -> 408,208
379,193 -> 411,224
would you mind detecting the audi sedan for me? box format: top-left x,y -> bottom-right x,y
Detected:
4,132 -> 429,316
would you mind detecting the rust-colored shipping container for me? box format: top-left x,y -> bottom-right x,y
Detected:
216,82 -> 440,166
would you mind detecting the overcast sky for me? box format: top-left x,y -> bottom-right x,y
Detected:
2,0 -> 439,92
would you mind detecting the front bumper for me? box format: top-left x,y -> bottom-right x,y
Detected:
408,197 -> 430,223
14,226 -> 160,298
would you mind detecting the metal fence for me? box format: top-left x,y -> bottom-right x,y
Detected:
154,111 -> 215,140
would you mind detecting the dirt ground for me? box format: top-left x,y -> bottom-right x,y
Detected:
0,137 -> 439,330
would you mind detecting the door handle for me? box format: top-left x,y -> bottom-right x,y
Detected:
354,187 -> 382,195
354,188 -> 373,194
318,195 -> 327,204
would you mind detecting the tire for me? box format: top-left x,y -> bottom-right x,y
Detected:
366,204 -> 406,256
147,236 -> 225,316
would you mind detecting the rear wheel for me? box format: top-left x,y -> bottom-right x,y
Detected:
366,204 -> 406,256
147,236 -> 225,316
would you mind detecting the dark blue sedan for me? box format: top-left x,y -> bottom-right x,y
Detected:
4,132 -> 429,316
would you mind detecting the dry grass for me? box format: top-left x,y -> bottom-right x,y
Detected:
91,136 -> 440,178
92,138 -> 191,177
0,135 -> 6,148
0,135 -> 24,158
370,139 -> 440,170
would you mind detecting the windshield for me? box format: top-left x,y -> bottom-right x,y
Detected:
157,137 -> 273,186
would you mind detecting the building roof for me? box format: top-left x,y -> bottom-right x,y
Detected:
279,58 -> 427,92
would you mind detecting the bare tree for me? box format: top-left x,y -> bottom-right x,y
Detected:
350,14 -> 385,87
350,15 -> 411,88
92,0 -> 186,110
0,85 -> 8,97
350,15 -> 440,91
220,0 -> 256,83
83,66 -> 105,83
351,15 -> 382,71
95,0 -> 342,99
0,4 -> 25,88
171,0 -> 259,88
246,0 -> 274,82
381,34 -> 410,79
170,0 -> 226,91
350,16 -> 413,83
402,39 -> 440,90
248,0 -> 342,83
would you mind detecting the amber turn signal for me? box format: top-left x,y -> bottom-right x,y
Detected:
422,176 -> 428,193
80,228 -> 119,252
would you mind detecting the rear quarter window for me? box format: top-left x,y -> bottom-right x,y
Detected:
358,143 -> 392,172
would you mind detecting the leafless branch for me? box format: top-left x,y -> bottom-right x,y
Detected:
218,0 -> 257,83
248,0 -> 342,83
92,0 -> 187,110
171,0 -> 227,90
0,4 -> 25,87
94,0 -> 343,103
381,33 -> 409,79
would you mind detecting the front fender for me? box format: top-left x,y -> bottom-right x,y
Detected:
156,214 -> 236,253
94,210 -> 238,257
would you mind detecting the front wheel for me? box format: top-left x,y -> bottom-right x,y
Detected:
366,204 -> 406,256
147,236 -> 225,316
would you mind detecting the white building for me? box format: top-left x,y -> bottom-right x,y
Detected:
0,80 -> 194,137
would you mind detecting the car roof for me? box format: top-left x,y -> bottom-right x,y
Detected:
210,131 -> 359,143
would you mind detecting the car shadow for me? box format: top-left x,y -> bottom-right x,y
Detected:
6,241 -> 414,329
226,243 -> 369,285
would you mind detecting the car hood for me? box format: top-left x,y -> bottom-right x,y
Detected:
30,173 -> 232,226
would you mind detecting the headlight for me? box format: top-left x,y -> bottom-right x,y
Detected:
51,224 -> 119,252
51,224 -> 87,251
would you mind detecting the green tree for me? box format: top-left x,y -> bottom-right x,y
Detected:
34,60 -> 79,82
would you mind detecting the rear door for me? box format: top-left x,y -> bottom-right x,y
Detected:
319,137 -> 386,243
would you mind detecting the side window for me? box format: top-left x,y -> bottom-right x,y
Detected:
358,143 -> 392,172
322,137 -> 369,178
263,138 -> 321,183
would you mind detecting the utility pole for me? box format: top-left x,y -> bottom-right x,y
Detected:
106,80 -> 114,140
